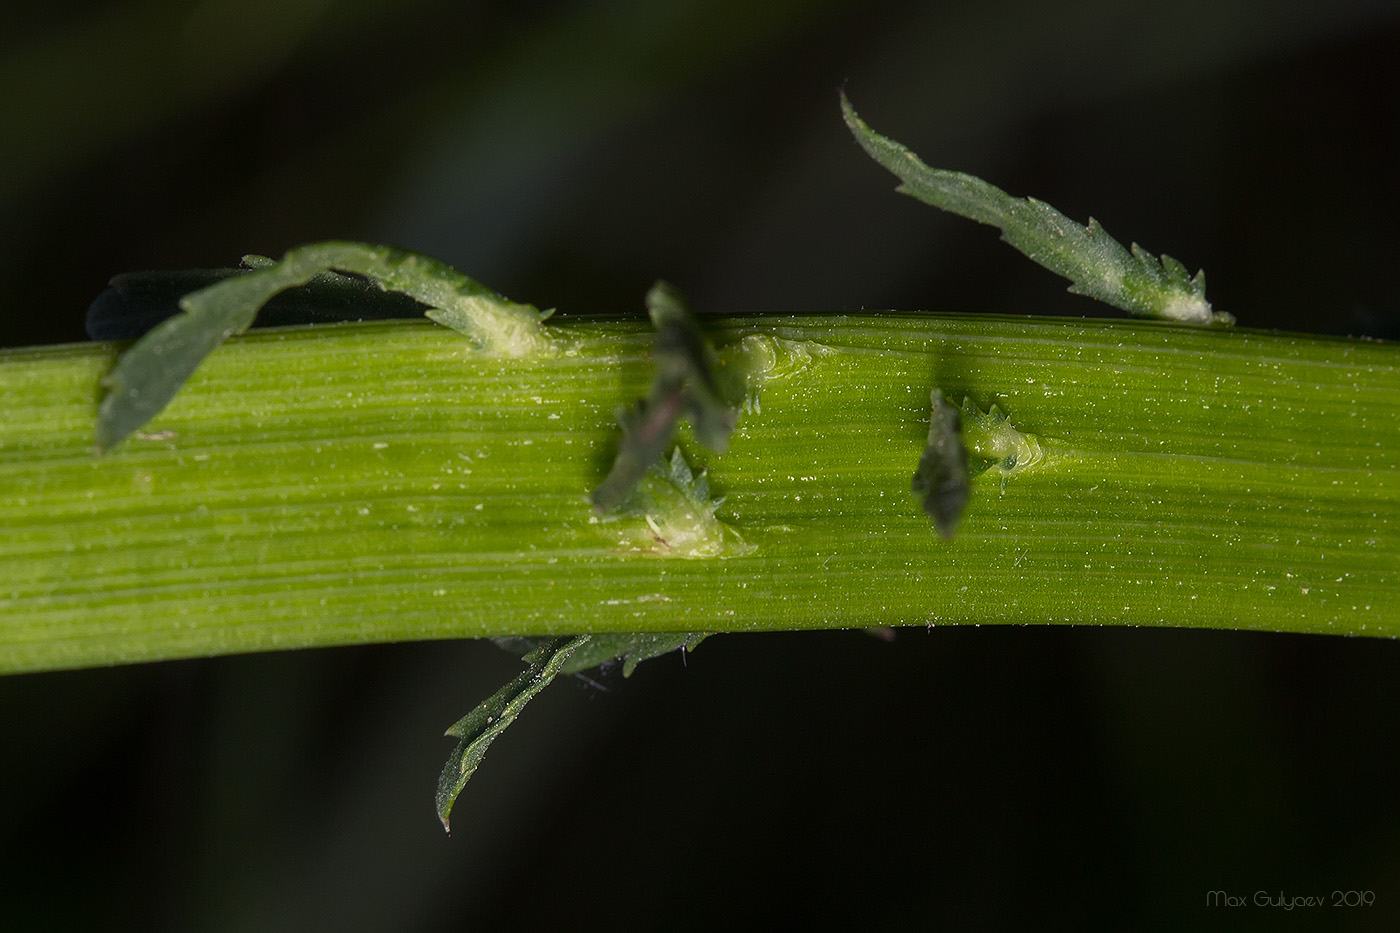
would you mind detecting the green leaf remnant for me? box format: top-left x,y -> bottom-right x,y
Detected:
599,448 -> 754,558
590,281 -> 738,513
960,399 -> 1045,480
95,242 -> 549,452
840,92 -> 1230,326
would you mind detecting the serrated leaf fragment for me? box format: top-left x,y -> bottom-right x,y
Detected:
840,91 -> 1228,325
95,241 -> 548,453
561,630 -> 708,678
86,262 -> 438,341
436,635 -> 588,833
442,630 -> 708,832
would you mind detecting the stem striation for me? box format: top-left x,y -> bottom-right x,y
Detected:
1,313 -> 1396,673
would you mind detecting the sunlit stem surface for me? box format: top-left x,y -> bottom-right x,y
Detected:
2,314 -> 1396,673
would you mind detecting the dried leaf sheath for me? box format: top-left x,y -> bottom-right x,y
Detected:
911,392 -> 970,540
590,281 -> 738,512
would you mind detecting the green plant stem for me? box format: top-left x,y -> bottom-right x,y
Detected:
2,314 -> 1397,673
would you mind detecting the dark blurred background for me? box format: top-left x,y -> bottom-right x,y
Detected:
3,0 -> 1399,928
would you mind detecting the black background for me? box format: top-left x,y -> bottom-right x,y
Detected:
2,1 -> 1399,928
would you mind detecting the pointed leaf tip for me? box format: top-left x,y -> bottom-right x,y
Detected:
435,635 -> 588,833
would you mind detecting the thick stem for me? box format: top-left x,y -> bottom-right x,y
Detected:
2,314 -> 1396,673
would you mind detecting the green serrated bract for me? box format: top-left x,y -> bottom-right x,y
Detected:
840,92 -> 1230,326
